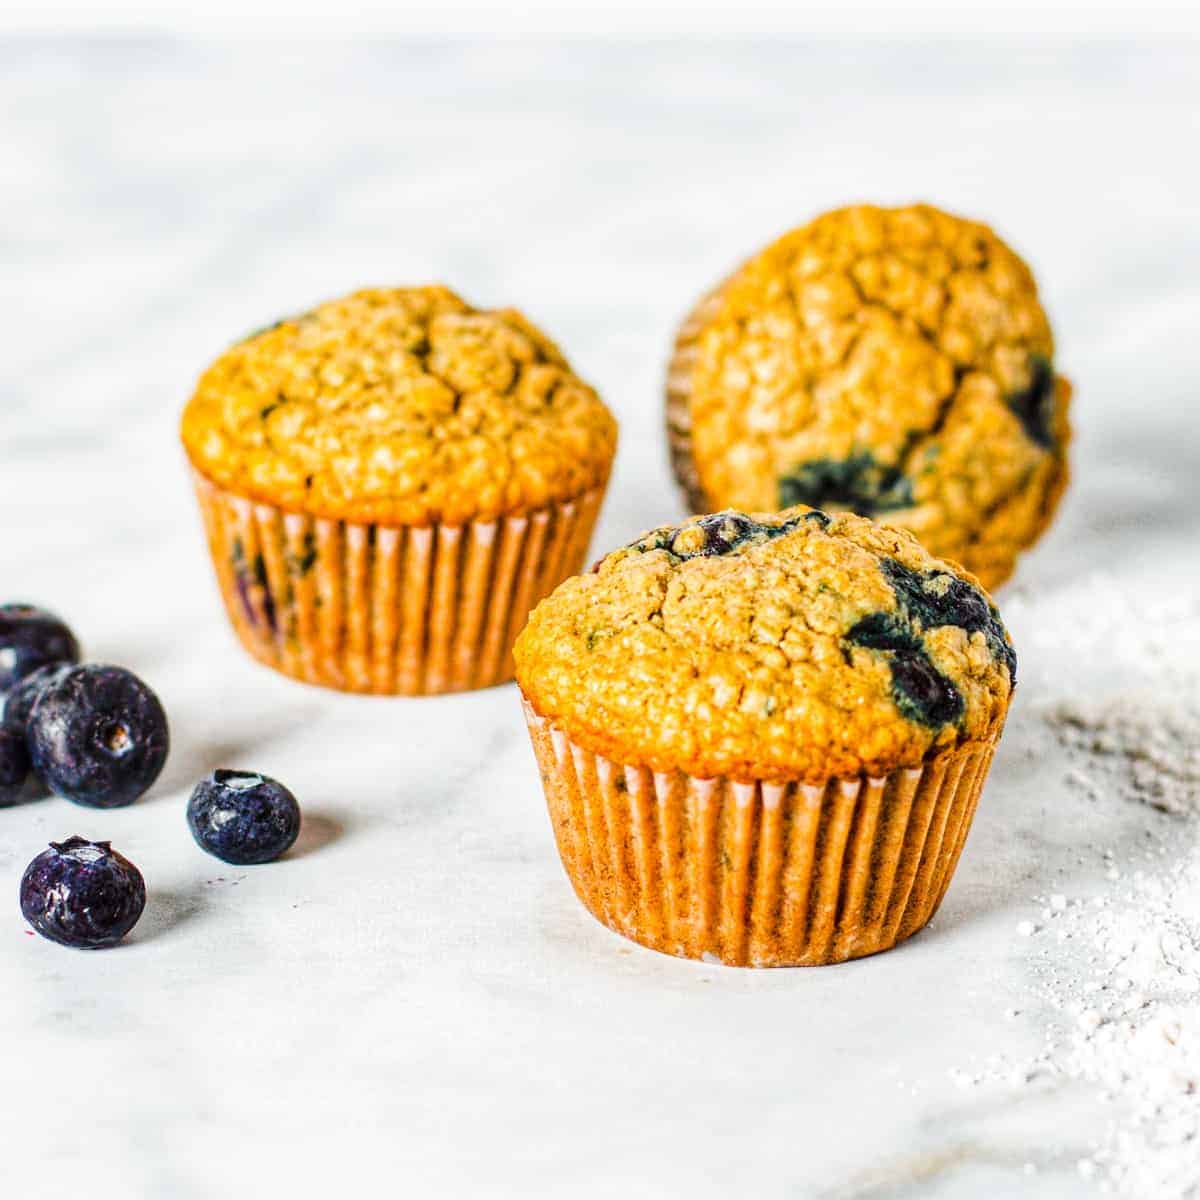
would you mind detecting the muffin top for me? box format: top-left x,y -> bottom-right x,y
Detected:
182,286 -> 617,525
668,203 -> 1070,589
515,507 -> 1015,783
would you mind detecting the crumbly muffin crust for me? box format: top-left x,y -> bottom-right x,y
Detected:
666,204 -> 1071,589
514,507 -> 1014,783
182,286 -> 617,526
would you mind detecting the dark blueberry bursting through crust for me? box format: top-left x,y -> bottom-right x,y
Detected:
667,511 -> 761,558
20,837 -> 146,949
0,727 -> 30,807
888,654 -> 966,728
879,558 -> 1016,683
1005,355 -> 1056,450
0,605 -> 81,693
880,559 -> 992,633
664,509 -> 830,561
596,509 -> 829,574
845,613 -> 965,728
777,453 -> 915,517
187,769 -> 301,865
845,612 -> 920,654
27,665 -> 170,809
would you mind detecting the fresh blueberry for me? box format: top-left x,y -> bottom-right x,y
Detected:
27,665 -> 169,809
187,769 -> 301,865
2,662 -> 76,735
0,605 -> 80,693
0,727 -> 30,807
777,453 -> 914,516
19,837 -> 146,949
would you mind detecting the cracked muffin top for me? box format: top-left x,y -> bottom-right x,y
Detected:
514,507 -> 1015,783
666,204 -> 1071,590
182,286 -> 617,525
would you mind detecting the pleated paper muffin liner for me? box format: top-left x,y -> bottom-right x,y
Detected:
192,469 -> 604,695
665,285 -> 726,514
521,697 -> 1001,967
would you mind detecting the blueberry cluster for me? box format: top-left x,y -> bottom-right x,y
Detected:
879,559 -> 1017,682
844,558 -> 1016,729
777,452 -> 915,518
662,508 -> 830,562
0,609 -> 168,811
845,612 -> 965,728
2,605 -> 304,950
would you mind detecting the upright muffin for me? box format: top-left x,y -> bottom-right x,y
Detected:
514,507 -> 1015,967
183,286 -> 617,694
666,204 -> 1071,589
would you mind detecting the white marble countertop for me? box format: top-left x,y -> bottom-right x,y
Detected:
1,38 -> 1198,1199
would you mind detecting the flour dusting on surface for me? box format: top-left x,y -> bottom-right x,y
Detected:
1046,696 -> 1200,815
961,688 -> 1200,1196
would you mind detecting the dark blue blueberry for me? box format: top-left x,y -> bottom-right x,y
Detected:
888,652 -> 965,727
845,611 -> 920,654
19,837 -> 146,949
777,453 -> 914,516
668,511 -> 762,559
2,662 -> 75,735
0,727 -> 30,807
878,558 -> 1016,683
880,559 -> 992,633
1005,355 -> 1057,449
0,605 -> 80,693
27,665 -> 169,809
845,611 -> 964,728
187,769 -> 301,865
783,508 -> 832,531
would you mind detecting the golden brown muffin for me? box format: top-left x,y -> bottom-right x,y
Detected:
666,204 -> 1071,590
515,506 -> 1014,966
183,285 -> 616,526
183,286 -> 617,695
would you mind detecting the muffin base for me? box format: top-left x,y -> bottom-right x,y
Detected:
193,470 -> 604,695
522,697 -> 1000,967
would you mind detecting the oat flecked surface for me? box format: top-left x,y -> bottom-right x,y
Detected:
514,507 -> 1015,784
182,286 -> 617,525
666,204 -> 1071,589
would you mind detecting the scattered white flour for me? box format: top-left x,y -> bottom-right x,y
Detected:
959,689 -> 1200,1196
1046,697 -> 1200,815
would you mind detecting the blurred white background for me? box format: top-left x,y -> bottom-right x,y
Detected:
4,0 -> 1200,35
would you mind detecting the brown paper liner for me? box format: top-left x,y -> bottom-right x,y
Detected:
665,286 -> 727,514
191,470 -> 604,695
521,697 -> 1000,967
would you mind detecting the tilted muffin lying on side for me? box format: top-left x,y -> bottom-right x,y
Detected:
182,286 -> 617,694
514,506 -> 1015,966
666,203 -> 1071,590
